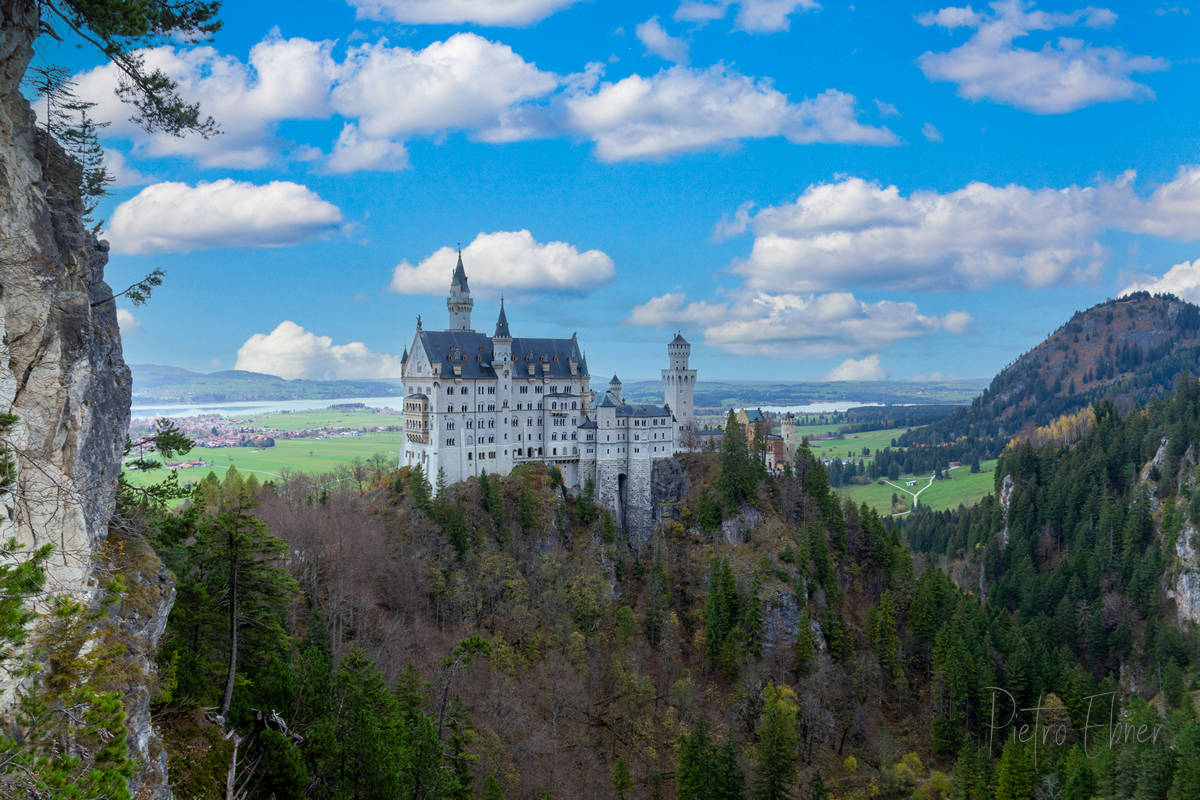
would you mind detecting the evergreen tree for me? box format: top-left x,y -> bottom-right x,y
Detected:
753,683 -> 799,800
720,411 -> 754,508
994,738 -> 1034,800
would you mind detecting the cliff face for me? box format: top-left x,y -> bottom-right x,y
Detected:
1,3 -> 172,796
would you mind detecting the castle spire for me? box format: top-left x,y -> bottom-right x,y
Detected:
447,247 -> 474,331
494,297 -> 511,339
452,248 -> 469,292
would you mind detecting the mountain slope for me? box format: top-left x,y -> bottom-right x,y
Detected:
903,292 -> 1200,449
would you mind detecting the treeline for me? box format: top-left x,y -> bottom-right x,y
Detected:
136,396 -> 1200,800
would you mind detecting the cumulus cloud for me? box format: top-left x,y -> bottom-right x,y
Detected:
332,33 -> 559,140
636,17 -> 690,64
107,179 -> 344,254
922,122 -> 943,142
563,66 -> 895,161
104,150 -> 153,187
918,0 -> 1166,113
73,27 -> 890,170
347,0 -> 580,25
116,309 -> 142,335
236,321 -> 403,380
941,310 -> 973,333
1120,259 -> 1200,303
675,0 -> 820,33
628,289 -> 961,357
824,354 -> 887,381
389,230 -> 615,295
73,29 -> 338,167
724,168 -> 1200,293
325,123 -> 409,172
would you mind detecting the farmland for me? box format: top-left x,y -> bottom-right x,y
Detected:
837,459 -> 999,516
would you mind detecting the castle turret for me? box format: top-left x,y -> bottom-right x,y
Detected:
662,332 -> 696,446
447,250 -> 474,331
609,374 -> 622,404
493,298 -> 512,364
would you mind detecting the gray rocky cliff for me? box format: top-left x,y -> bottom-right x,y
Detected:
0,3 -> 173,796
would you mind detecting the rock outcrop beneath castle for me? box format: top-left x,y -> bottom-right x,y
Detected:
1,4 -> 172,796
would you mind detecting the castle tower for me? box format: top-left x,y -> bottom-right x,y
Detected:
493,298 -> 512,363
662,332 -> 696,445
609,374 -> 622,404
446,250 -> 474,331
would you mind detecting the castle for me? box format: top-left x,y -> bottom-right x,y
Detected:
400,253 -> 696,533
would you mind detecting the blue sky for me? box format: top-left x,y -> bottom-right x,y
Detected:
33,0 -> 1200,382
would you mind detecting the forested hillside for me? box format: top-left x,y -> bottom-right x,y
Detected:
139,412 -> 1199,799
901,293 -> 1200,460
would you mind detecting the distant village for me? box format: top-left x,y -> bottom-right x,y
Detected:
125,407 -> 403,470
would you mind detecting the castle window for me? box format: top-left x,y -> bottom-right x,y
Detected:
446,438 -> 455,446
468,453 -> 473,460
447,421 -> 455,430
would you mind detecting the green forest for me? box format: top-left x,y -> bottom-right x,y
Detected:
81,400 -> 1200,798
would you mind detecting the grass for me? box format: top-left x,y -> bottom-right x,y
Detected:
802,426 -> 910,461
837,459 -> 999,516
123,433 -> 401,488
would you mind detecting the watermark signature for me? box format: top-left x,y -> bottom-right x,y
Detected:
986,687 -> 1165,768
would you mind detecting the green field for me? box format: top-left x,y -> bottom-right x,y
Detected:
802,426 -> 909,461
123,432 -> 401,488
837,459 -> 999,516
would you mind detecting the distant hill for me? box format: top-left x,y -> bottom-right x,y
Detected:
903,292 -> 1200,449
131,364 -> 404,403
618,378 -> 987,409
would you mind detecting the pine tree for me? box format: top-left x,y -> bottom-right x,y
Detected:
720,411 -> 754,508
753,683 -> 799,800
994,738 -> 1034,800
197,490 -> 298,719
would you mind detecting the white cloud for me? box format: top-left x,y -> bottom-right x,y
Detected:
874,99 -> 901,117
388,230 -> 615,295
1120,258 -> 1200,303
235,321 -> 403,380
628,289 -> 953,357
73,29 -> 339,167
725,168 -> 1200,293
331,33 -> 559,140
563,66 -> 895,161
347,0 -> 580,25
104,149 -> 153,187
941,310 -> 973,333
922,122 -> 943,141
636,17 -> 690,64
325,123 -> 409,172
116,309 -> 142,334
917,0 -> 1166,113
675,0 -> 820,33
824,354 -> 886,381
107,179 -> 344,254
72,30 -> 555,171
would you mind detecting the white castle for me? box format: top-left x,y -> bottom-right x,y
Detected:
400,253 -> 696,532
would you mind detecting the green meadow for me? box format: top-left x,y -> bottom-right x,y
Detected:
837,459 -> 999,516
123,432 -> 401,488
801,426 -> 910,461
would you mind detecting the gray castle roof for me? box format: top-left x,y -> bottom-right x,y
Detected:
452,251 -> 469,292
416,329 -> 587,380
494,300 -> 511,339
671,333 -> 689,345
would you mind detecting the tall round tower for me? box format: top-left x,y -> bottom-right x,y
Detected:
662,332 -> 696,446
447,250 -> 474,331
